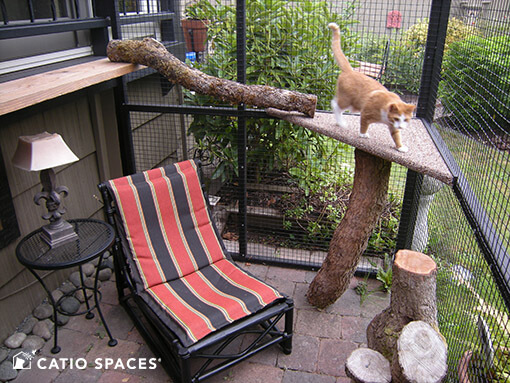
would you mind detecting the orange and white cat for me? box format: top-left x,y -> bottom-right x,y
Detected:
328,22 -> 416,152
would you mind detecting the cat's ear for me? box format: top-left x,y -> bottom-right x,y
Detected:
407,104 -> 417,113
388,103 -> 398,113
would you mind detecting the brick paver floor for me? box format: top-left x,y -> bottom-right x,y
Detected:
13,263 -> 389,383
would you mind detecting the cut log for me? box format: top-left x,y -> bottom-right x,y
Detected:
391,321 -> 447,383
107,38 -> 317,117
345,348 -> 391,383
367,249 -> 438,361
458,351 -> 473,383
306,149 -> 391,309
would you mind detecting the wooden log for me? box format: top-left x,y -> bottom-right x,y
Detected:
107,38 -> 317,117
458,351 -> 473,383
306,149 -> 391,309
367,250 -> 439,361
345,348 -> 391,383
391,321 -> 447,383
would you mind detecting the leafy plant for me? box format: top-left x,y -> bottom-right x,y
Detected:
185,0 -> 360,182
439,34 -> 510,137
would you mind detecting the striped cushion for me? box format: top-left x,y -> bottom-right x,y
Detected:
107,160 -> 282,346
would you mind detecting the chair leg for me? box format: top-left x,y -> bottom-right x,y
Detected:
282,302 -> 294,355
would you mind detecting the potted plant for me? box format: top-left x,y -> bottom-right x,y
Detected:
181,0 -> 211,58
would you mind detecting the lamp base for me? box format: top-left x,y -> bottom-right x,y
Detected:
41,220 -> 78,248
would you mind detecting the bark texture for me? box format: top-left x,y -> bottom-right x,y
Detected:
346,348 -> 391,383
391,321 -> 447,383
367,250 -> 439,361
306,149 -> 391,309
107,38 -> 317,117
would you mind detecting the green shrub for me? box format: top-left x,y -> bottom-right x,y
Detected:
185,0 -> 359,182
439,34 -> 510,136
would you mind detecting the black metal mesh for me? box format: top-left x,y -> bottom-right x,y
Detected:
115,0 -> 510,379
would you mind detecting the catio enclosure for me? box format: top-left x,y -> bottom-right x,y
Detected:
114,0 -> 509,380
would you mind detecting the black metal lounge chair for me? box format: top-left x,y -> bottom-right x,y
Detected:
98,159 -> 293,382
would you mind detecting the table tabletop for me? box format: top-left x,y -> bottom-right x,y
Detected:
16,218 -> 114,270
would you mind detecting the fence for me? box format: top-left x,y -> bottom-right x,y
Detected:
112,0 -> 510,380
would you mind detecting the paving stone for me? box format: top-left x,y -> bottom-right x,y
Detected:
282,369 -> 336,383
98,268 -> 113,281
97,370 -> 145,383
317,339 -> 357,377
4,332 -> 27,349
33,303 -> 53,320
266,263 -> 309,283
278,334 -> 319,373
53,366 -> 102,383
69,271 -> 84,287
40,328 -> 93,358
32,320 -> 52,340
17,316 -> 38,335
12,363 -> 61,383
81,263 -> 96,277
207,361 -> 284,383
0,347 -> 8,363
341,316 -> 370,344
0,360 -> 17,381
21,335 -> 45,352
295,309 -> 342,339
60,296 -> 80,314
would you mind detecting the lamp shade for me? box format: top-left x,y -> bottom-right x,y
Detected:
12,132 -> 79,171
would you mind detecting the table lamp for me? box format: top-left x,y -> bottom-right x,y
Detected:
12,132 -> 79,248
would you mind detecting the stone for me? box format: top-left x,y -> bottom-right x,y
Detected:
0,360 -> 17,381
4,333 -> 27,349
17,316 -> 38,335
21,335 -> 45,352
69,271 -> 83,287
0,347 -> 8,363
81,263 -> 96,277
84,277 -> 100,289
98,268 -> 112,281
74,289 -> 93,303
99,258 -> 114,270
59,281 -> 75,294
51,289 -> 64,303
60,297 -> 80,314
54,314 -> 70,326
33,303 -> 53,320
32,321 -> 52,340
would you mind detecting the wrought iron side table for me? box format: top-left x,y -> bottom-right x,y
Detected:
15,218 -> 118,354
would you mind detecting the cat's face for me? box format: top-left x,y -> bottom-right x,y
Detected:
385,103 -> 416,130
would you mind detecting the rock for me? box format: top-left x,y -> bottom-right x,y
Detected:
98,268 -> 112,281
81,263 -> 96,277
59,281 -> 75,294
51,289 -> 64,303
69,271 -> 83,287
0,360 -> 17,381
99,258 -> 114,270
21,336 -> 45,352
84,277 -> 100,289
17,316 -> 38,335
60,297 -> 80,314
4,333 -> 27,349
53,314 -> 69,326
33,303 -> 53,320
32,321 -> 52,340
74,289 -> 93,303
0,347 -> 8,363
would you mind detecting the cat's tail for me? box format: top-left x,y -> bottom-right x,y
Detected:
328,22 -> 352,72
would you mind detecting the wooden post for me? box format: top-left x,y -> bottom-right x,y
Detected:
346,348 -> 391,383
106,38 -> 317,117
367,249 -> 439,361
391,321 -> 447,383
306,149 -> 392,309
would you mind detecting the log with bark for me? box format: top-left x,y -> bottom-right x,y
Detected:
367,249 -> 439,361
345,348 -> 391,383
107,38 -> 317,117
391,321 -> 447,383
306,149 -> 391,309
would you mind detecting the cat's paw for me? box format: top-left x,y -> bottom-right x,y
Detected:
397,145 -> 409,153
359,133 -> 370,139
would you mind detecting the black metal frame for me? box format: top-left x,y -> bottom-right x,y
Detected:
97,161 -> 293,383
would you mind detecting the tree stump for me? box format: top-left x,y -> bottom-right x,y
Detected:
107,38 -> 317,117
367,249 -> 438,361
306,149 -> 392,309
391,321 -> 447,383
346,348 -> 391,383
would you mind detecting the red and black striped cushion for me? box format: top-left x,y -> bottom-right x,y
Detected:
107,160 -> 282,346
